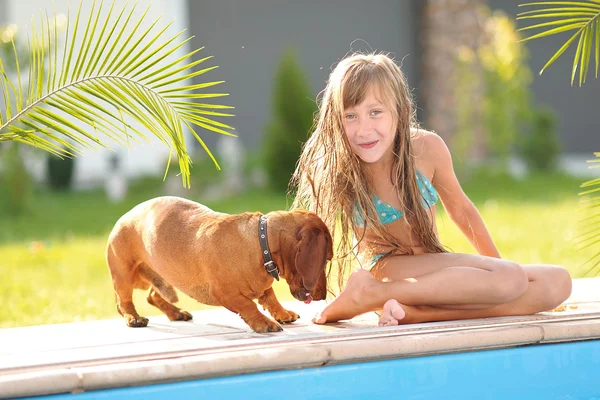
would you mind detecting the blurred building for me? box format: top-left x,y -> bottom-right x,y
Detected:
0,1 -> 6,24
188,0 -> 598,175
1,0 -> 598,188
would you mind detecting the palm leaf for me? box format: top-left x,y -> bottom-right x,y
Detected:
576,152 -> 600,276
0,0 -> 235,187
517,1 -> 600,86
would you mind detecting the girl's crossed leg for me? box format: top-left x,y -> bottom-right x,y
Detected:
313,252 -> 572,326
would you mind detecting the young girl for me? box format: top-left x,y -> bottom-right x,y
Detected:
290,52 -> 572,326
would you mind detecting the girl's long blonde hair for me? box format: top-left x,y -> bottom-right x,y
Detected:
291,52 -> 446,290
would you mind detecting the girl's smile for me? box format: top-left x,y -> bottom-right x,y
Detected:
359,140 -> 378,149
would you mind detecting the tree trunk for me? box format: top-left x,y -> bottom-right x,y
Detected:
419,0 -> 487,162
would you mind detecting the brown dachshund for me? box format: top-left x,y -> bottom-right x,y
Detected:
106,196 -> 333,333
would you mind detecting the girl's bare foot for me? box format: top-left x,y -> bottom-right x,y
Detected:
312,269 -> 381,324
378,299 -> 406,326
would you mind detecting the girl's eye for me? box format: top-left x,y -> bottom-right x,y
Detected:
371,110 -> 382,116
345,113 -> 356,120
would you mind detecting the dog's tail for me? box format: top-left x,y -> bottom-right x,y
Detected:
138,263 -> 179,303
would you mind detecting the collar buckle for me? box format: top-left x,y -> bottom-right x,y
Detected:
264,260 -> 280,280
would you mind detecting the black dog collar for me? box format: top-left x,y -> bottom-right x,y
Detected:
258,214 -> 280,281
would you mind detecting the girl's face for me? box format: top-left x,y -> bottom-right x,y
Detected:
342,87 -> 396,165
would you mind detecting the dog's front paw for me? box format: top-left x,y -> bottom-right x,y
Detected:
272,309 -> 299,324
126,315 -> 149,327
168,310 -> 193,321
250,318 -> 283,333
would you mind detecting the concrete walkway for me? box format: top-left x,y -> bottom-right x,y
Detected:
1,278 -> 599,399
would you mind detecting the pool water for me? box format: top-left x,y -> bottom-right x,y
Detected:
42,339 -> 600,400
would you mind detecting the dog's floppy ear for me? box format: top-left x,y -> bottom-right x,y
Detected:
295,225 -> 332,290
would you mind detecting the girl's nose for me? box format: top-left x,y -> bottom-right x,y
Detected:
357,119 -> 373,136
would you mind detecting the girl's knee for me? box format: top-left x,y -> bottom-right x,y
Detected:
542,266 -> 572,308
492,261 -> 528,303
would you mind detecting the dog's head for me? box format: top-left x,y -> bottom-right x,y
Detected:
278,210 -> 333,304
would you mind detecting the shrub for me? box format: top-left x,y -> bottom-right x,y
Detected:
0,143 -> 32,215
263,49 -> 317,192
47,153 -> 75,190
454,8 -> 534,170
519,106 -> 561,172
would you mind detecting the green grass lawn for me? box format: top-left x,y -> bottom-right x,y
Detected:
0,170 -> 596,328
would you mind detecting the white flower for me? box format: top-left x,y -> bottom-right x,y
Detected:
1,24 -> 18,44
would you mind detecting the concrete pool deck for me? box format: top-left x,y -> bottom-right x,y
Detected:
1,278 -> 600,398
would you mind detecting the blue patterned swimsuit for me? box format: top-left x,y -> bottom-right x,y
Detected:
353,169 -> 439,268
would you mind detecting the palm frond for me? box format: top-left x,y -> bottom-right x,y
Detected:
577,152 -> 600,276
0,0 -> 235,187
517,1 -> 600,86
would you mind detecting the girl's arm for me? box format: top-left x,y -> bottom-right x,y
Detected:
426,134 -> 501,258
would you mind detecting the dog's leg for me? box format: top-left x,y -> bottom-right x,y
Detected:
214,290 -> 283,333
258,288 -> 299,324
107,248 -> 149,327
146,289 -> 193,321
138,263 -> 193,321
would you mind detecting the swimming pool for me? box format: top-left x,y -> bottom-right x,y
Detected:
2,305 -> 600,400
39,339 -> 600,400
